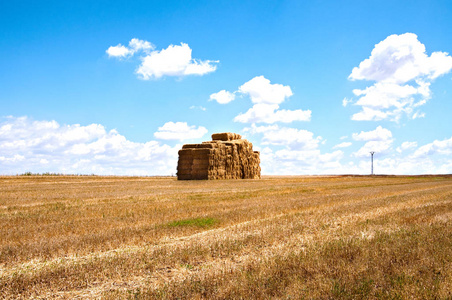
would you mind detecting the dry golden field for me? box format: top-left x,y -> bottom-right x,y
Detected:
1,175 -> 452,299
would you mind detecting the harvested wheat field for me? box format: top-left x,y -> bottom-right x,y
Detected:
1,175 -> 452,299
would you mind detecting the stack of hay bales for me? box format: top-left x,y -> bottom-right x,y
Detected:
177,133 -> 260,180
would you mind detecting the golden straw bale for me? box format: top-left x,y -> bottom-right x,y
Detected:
177,133 -> 260,180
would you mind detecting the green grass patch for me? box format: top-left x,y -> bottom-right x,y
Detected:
167,217 -> 218,228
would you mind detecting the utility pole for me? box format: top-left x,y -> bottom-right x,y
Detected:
370,151 -> 375,175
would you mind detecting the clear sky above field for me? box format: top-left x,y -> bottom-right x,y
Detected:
1,0 -> 452,175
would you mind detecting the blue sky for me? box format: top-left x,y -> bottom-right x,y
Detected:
1,0 -> 452,175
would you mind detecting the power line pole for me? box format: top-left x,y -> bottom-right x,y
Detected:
370,151 -> 375,175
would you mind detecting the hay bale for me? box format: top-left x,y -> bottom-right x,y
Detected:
211,132 -> 242,141
177,132 -> 260,180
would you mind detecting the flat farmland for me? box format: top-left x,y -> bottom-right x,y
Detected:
1,175 -> 452,299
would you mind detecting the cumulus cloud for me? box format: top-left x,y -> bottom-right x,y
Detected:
351,107 -> 389,121
238,76 -> 293,104
244,124 -> 322,151
234,104 -> 311,124
342,97 -> 353,107
350,82 -> 429,121
209,90 -> 236,104
333,142 -> 352,149
258,147 -> 344,175
136,43 -> 218,79
362,154 -> 452,175
351,126 -> 393,158
153,121 -> 208,141
262,146 -> 450,175
244,124 -> 343,175
107,39 -> 218,79
348,33 -> 452,121
353,140 -> 393,158
106,44 -> 132,58
0,116 -> 179,175
396,141 -> 418,153
243,123 -> 451,175
249,126 -> 452,175
412,136 -> 452,158
349,33 -> 452,83
211,76 -> 311,123
106,38 -> 155,58
352,126 -> 392,141
128,38 -> 154,53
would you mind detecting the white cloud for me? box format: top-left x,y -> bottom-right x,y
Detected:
234,104 -> 311,124
209,90 -> 236,104
360,156 -> 452,175
353,83 -> 419,109
106,38 -> 154,58
244,124 -> 451,175
136,43 -> 218,79
351,126 -> 393,158
351,81 -> 429,122
351,107 -> 389,121
244,124 -> 321,151
352,126 -> 392,141
258,147 -> 344,175
342,97 -> 353,107
348,33 -> 452,122
333,142 -> 352,149
412,111 -> 426,119
243,124 -> 340,175
128,38 -> 154,53
353,140 -> 393,158
349,33 -> 452,83
153,122 -> 208,141
0,116 -> 179,175
412,136 -> 452,158
238,76 -> 293,104
211,76 -> 310,124
230,76 -> 311,124
106,44 -> 133,58
107,39 -> 218,79
189,105 -> 207,111
2,117 -> 449,176
396,141 -> 418,153
0,154 -> 25,162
